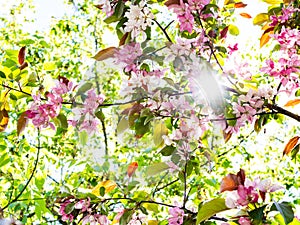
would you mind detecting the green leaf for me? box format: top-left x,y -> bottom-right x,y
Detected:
117,117 -> 129,135
253,13 -> 269,25
64,203 -> 75,214
196,198 -> 229,224
56,113 -> 68,129
75,82 -> 93,96
0,71 -> 6,78
228,24 -> 239,36
249,205 -> 267,224
145,162 -> 169,176
18,39 -> 35,45
0,153 -> 10,167
143,203 -> 159,213
271,201 -> 294,224
160,146 -> 176,156
115,0 -> 125,18
120,210 -> 134,225
79,130 -> 88,145
43,62 -> 56,71
100,186 -> 106,197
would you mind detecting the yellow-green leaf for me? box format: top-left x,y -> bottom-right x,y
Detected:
262,0 -> 283,4
253,13 -> 269,25
145,162 -> 169,176
228,24 -> 239,36
153,121 -> 168,146
43,62 -> 56,71
196,198 -> 229,224
91,180 -> 117,196
117,117 -> 129,135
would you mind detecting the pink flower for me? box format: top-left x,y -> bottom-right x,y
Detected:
228,43 -> 238,55
114,43 -> 142,72
237,185 -> 259,206
257,178 -> 284,193
75,198 -> 90,212
168,207 -> 185,225
82,214 -> 109,225
178,11 -> 194,33
238,217 -> 252,225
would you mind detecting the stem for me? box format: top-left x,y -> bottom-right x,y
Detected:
267,103 -> 300,122
2,129 -> 41,211
153,178 -> 179,196
183,159 -> 188,208
153,19 -> 173,43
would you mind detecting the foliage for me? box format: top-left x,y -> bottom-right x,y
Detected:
0,0 -> 300,224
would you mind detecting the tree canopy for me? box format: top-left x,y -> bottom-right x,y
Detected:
0,0 -> 299,224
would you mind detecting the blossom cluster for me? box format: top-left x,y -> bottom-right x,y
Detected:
124,1 -> 154,41
226,86 -> 275,133
221,170 -> 284,225
26,78 -> 73,129
168,0 -> 210,33
70,89 -> 105,134
168,206 -> 185,225
261,5 -> 300,95
59,198 -> 110,225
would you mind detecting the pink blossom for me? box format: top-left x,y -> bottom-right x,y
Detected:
228,43 -> 238,54
168,207 -> 184,225
257,178 -> 284,193
187,0 -> 209,11
59,200 -> 74,222
114,42 -> 142,72
166,161 -> 179,173
178,11 -> 194,33
237,185 -> 259,206
82,214 -> 109,225
75,198 -> 90,212
238,217 -> 252,225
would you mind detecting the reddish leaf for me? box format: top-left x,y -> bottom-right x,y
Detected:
93,47 -> 118,61
119,32 -> 129,46
223,130 -> 232,143
239,13 -> 252,18
94,4 -> 103,10
0,109 -> 9,132
234,2 -> 247,8
284,99 -> 300,107
283,136 -> 300,156
18,46 -> 26,65
17,112 -> 28,136
220,169 -> 245,192
19,62 -> 28,70
164,0 -> 180,7
127,162 -> 138,177
121,103 -> 144,116
220,26 -> 229,39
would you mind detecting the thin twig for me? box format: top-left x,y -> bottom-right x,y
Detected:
153,19 -> 173,43
2,129 -> 41,211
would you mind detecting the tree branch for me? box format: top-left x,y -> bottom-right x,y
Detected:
153,19 -> 173,43
267,103 -> 300,122
2,129 -> 41,211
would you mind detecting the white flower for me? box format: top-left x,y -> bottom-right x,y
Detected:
124,1 -> 154,41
